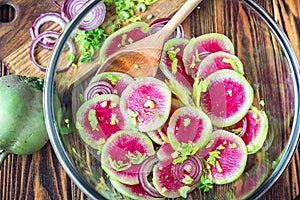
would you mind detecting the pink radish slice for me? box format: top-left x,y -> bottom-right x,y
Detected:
198,129 -> 247,184
167,106 -> 213,152
120,77 -> 172,132
101,130 -> 155,185
200,69 -> 254,127
197,51 -> 244,79
159,38 -> 194,91
110,179 -> 163,199
76,94 -> 124,150
183,33 -> 235,77
99,22 -> 150,64
241,107 -> 269,154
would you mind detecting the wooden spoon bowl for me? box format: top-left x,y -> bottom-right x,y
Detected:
96,0 -> 203,78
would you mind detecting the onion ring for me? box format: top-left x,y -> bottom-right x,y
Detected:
238,117 -> 248,137
138,155 -> 163,198
84,81 -> 114,101
61,0 -> 106,31
29,31 -> 76,72
29,12 -> 66,49
149,18 -> 185,39
172,155 -> 202,186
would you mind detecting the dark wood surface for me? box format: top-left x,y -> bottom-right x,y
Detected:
0,0 -> 299,199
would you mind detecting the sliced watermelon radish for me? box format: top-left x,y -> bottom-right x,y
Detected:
147,98 -> 181,145
167,107 -> 213,153
241,106 -> 269,154
120,77 -> 172,132
75,94 -> 125,150
196,51 -> 244,79
198,129 -> 247,184
159,38 -> 194,91
156,142 -> 176,161
200,69 -> 254,127
88,72 -> 134,96
99,22 -> 150,64
152,155 -> 202,198
101,130 -> 155,185
183,33 -> 235,77
110,179 -> 163,200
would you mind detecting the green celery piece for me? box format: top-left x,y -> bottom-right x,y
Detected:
166,78 -> 194,107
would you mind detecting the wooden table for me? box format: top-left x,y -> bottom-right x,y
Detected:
0,0 -> 299,199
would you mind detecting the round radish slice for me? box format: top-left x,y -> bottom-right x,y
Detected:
241,107 -> 269,154
156,142 -> 177,161
99,22 -> 150,64
198,129 -> 247,184
167,107 -> 213,153
110,179 -> 163,200
75,94 -> 125,150
159,38 -> 194,91
183,33 -> 235,77
200,69 -> 254,127
197,51 -> 244,79
101,130 -> 155,185
88,72 -> 134,96
120,77 -> 172,132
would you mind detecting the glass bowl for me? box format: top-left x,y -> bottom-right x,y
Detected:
44,0 -> 300,199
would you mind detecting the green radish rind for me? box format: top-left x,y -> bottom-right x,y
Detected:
99,22 -> 150,64
159,38 -> 192,91
0,75 -> 49,155
120,77 -> 172,132
205,129 -> 248,184
242,107 -> 269,154
183,33 -> 235,76
110,179 -> 164,200
200,69 -> 254,127
76,94 -> 120,150
196,51 -> 244,79
101,130 -> 155,185
167,107 -> 213,153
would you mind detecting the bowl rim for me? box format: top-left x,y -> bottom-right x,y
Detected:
43,0 -> 300,199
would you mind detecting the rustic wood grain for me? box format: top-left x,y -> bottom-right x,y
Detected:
0,0 -> 299,199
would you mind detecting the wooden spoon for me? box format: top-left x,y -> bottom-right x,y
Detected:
96,0 -> 203,78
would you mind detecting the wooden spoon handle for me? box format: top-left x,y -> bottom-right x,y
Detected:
162,0 -> 203,33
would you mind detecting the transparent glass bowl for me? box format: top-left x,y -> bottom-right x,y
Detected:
44,0 -> 300,199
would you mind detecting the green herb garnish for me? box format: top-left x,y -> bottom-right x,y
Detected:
198,172 -> 213,192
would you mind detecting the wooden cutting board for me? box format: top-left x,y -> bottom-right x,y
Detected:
0,0 -> 189,79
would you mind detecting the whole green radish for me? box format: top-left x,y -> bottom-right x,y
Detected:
0,75 -> 49,158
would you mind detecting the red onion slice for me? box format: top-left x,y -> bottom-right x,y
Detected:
138,155 -> 163,198
172,155 -> 202,186
149,18 -> 185,39
29,31 -> 76,72
29,12 -> 67,49
61,0 -> 106,31
238,117 -> 248,137
83,81 -> 114,101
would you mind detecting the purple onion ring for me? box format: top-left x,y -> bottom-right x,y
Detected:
149,18 -> 185,39
83,81 -> 114,101
138,155 -> 163,198
29,31 -> 76,72
172,155 -> 202,186
61,0 -> 106,31
29,12 -> 67,49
